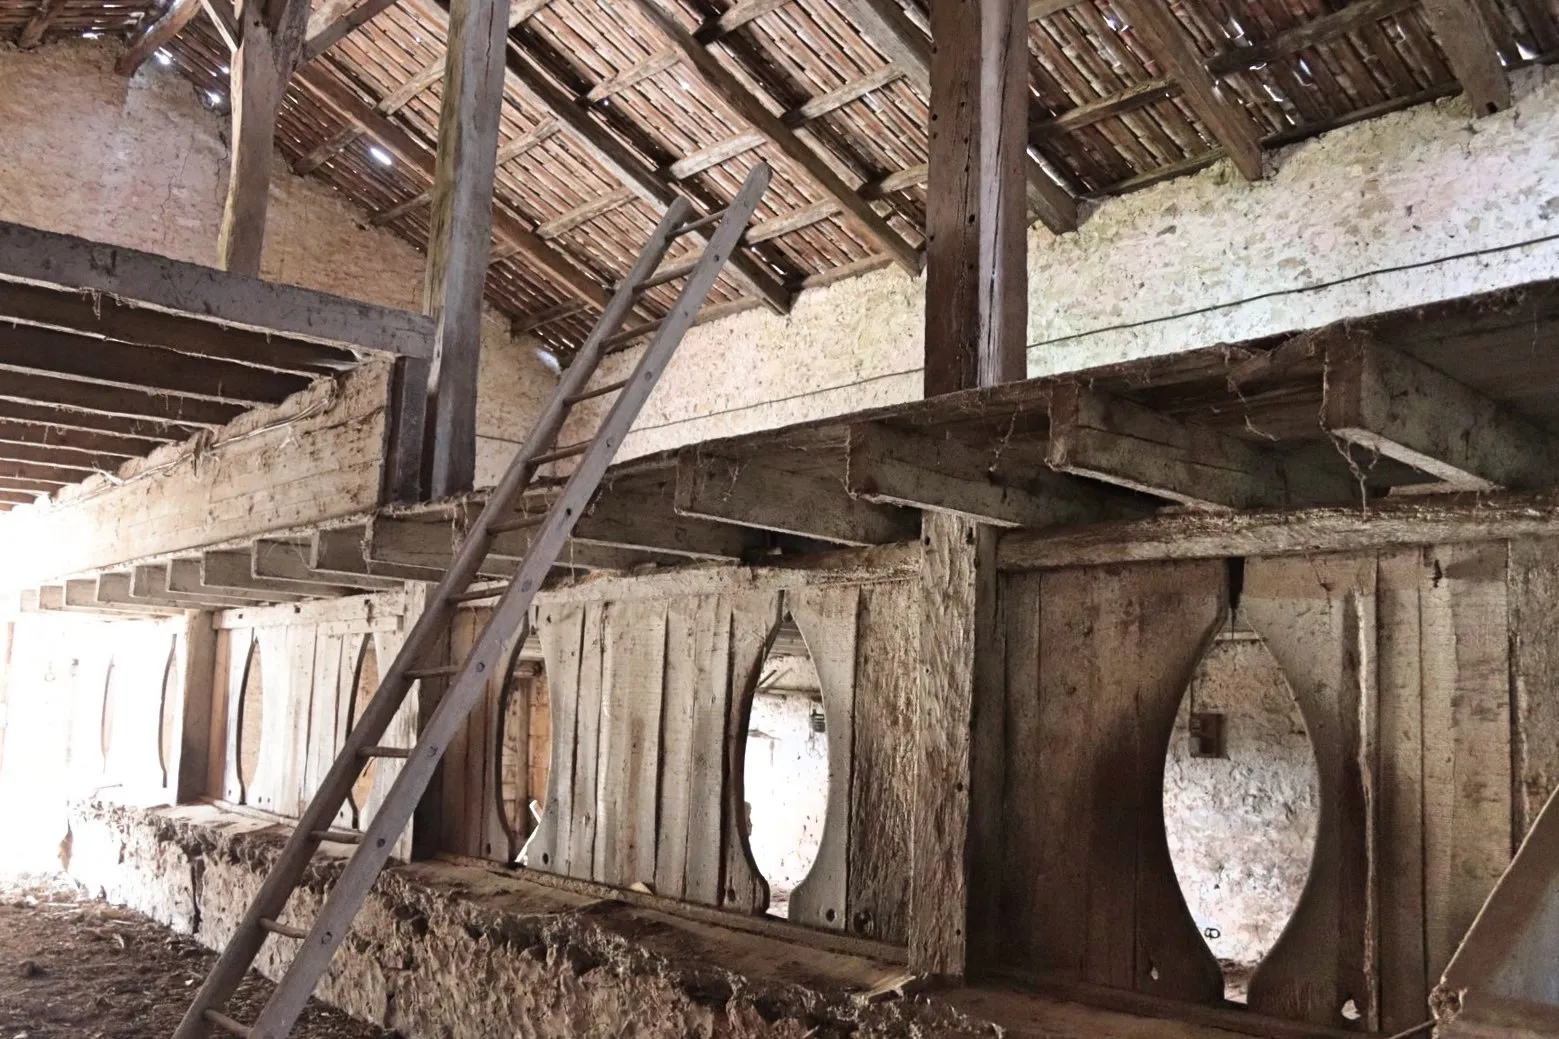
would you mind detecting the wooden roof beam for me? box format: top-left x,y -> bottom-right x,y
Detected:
846,422 -> 1135,529
0,458 -> 104,485
0,419 -> 161,458
833,0 -> 1078,234
1421,0 -> 1511,115
1317,331 -> 1559,490
0,441 -> 124,473
0,370 -> 245,427
0,399 -> 189,442
301,0 -> 404,62
674,448 -> 919,546
118,0 -> 204,75
0,475 -> 66,493
1046,382 -> 1352,509
0,489 -> 39,506
297,70 -> 612,311
1205,0 -> 1418,76
0,220 -> 434,357
630,0 -> 922,275
17,0 -> 66,48
1110,0 -> 1265,181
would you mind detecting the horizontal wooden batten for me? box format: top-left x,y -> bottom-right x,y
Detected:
0,398 -> 191,441
0,440 -> 120,472
0,370 -> 246,427
0,418 -> 165,458
0,220 -> 435,358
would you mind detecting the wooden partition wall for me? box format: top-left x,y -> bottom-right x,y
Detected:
527,578 -> 919,945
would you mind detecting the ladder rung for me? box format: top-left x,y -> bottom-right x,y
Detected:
259,917 -> 309,940
359,745 -> 412,759
202,1010 -> 251,1037
448,584 -> 511,603
636,259 -> 696,293
529,441 -> 590,467
488,512 -> 548,535
670,208 -> 726,238
604,318 -> 661,349
407,663 -> 461,679
565,378 -> 630,406
309,828 -> 363,844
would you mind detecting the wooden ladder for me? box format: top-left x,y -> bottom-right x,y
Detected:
173,162 -> 772,1039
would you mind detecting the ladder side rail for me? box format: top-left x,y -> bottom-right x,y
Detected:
171,193 -> 700,1039
246,166 -> 771,1038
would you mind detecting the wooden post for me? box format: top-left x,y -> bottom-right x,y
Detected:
421,0 -> 512,499
175,612 -> 221,802
910,0 -> 1028,977
218,0 -> 311,275
922,0 -> 1029,395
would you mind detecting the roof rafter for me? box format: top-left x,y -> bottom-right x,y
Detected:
118,0 -> 204,74
1421,0 -> 1511,115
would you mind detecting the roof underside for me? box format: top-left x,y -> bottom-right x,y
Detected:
5,0 -> 1554,360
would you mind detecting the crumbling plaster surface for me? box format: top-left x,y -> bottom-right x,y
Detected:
0,40 -> 555,461
587,67 -> 1559,463
65,799 -> 1000,1039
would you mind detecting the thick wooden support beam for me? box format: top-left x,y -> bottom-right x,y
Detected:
0,370 -> 244,427
1319,333 -> 1559,490
846,422 -> 1126,528
202,0 -> 240,48
251,537 -> 406,589
630,0 -> 922,276
1111,0 -> 1265,180
300,0 -> 401,61
0,323 -> 310,405
17,0 -> 66,47
219,0 -> 312,275
421,0 -> 512,498
573,490 -> 760,560
673,449 -> 919,546
924,0 -> 1030,395
1421,0 -> 1510,116
0,220 -> 434,357
833,0 -> 1076,235
118,0 -> 204,75
1046,382 -> 1347,509
313,525 -> 448,580
295,70 -> 611,313
174,609 -> 220,802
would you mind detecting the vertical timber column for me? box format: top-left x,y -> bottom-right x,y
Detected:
219,0 -> 310,275
174,612 -> 220,803
910,0 -> 1028,978
421,0 -> 512,499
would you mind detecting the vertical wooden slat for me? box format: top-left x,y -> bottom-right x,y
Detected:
568,602 -> 607,879
1508,537 -> 1559,842
683,595 -> 734,906
722,592 -> 781,912
175,612 -> 219,803
531,602 -> 585,873
788,585 -> 860,931
655,597 -> 700,899
597,599 -> 668,887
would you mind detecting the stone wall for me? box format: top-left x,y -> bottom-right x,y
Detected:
63,800 -> 995,1039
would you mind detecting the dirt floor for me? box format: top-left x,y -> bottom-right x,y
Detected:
0,875 -> 394,1039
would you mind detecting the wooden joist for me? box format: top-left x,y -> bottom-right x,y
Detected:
250,539 -> 404,590
0,489 -> 39,505
1315,332 -> 1559,491
63,579 -> 178,617
0,399 -> 187,442
1111,0 -> 1265,181
300,0 -> 403,62
0,323 -> 310,405
0,421 -> 157,459
0,220 -> 434,358
312,525 -> 448,580
421,0 -> 513,498
846,422 -> 1127,529
673,449 -> 919,546
0,475 -> 64,494
112,569 -> 255,610
200,550 -> 359,596
1205,0 -> 1418,76
295,69 -> 612,312
165,558 -> 305,603
832,0 -> 1077,235
630,0 -> 922,275
0,459 -> 91,485
0,441 -> 120,473
0,370 -> 245,427
367,514 -> 678,574
1421,0 -> 1511,115
1046,382 -> 1350,509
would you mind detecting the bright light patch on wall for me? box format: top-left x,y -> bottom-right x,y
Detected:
154,49 -> 172,65
82,30 -> 100,38
208,91 -> 224,105
219,64 -> 230,74
533,346 -> 562,375
368,146 -> 394,167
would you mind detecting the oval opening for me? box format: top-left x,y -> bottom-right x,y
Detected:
236,637 -> 264,806
1164,625 -> 1320,1003
743,612 -> 828,920
346,635 -> 380,827
157,636 -> 179,789
495,650 -> 549,863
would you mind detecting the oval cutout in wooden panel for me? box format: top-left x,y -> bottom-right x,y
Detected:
345,635 -> 379,828
157,636 -> 179,790
235,636 -> 264,806
494,651 -> 547,864
1164,624 -> 1320,1003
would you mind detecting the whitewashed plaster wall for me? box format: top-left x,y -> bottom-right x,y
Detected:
585,65 -> 1559,463
0,39 -> 554,478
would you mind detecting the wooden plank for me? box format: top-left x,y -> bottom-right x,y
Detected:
628,0 -> 922,276
219,0 -> 311,275
300,0 -> 401,61
0,442 -> 117,472
0,369 -> 244,427
0,398 -> 189,442
682,595 -> 734,905
575,489 -> 760,560
175,611 -> 220,802
421,0 -> 512,497
845,580 -> 917,945
1321,332 -> 1559,490
654,595 -> 700,898
674,449 -> 918,546
0,419 -> 162,459
1244,554 -> 1377,1027
116,568 -> 256,609
787,584 -> 859,931
1110,0 -> 1264,180
0,459 -> 84,485
847,421 -> 1126,529
1508,537 -> 1559,842
723,591 -> 781,912
1046,382 -> 1349,509
313,525 -> 448,581
1418,542 -> 1512,981
596,599 -> 667,887
117,0 -> 203,75
1375,549 -> 1430,1033
924,0 -> 1029,395
1422,0 -> 1511,115
0,322 -> 310,404
530,600 -> 585,871
0,220 -> 434,357
566,602 -> 607,879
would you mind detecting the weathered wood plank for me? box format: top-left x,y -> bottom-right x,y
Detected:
654,596 -> 700,898
787,584 -> 859,930
596,599 -> 667,887
1508,537 -> 1559,841
1421,0 -> 1510,115
682,594 -> 734,905
117,0 -> 203,74
528,601 -> 583,873
566,603 -> 607,879
722,591 -> 780,912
